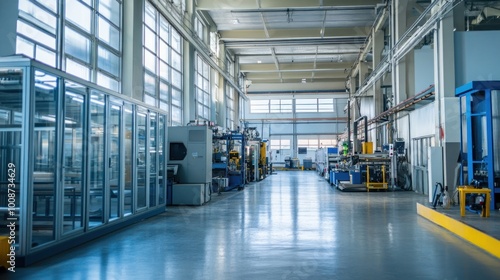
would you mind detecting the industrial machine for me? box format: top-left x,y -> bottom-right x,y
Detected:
456,81 -> 500,210
168,125 -> 212,205
315,147 -> 327,176
212,131 -> 246,191
246,140 -> 260,182
316,147 -> 339,179
259,141 -> 268,179
334,151 -> 391,191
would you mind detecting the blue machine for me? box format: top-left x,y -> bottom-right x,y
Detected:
456,81 -> 500,209
329,170 -> 350,186
327,147 -> 339,155
212,132 -> 246,191
349,170 -> 362,185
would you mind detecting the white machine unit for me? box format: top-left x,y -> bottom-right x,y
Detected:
171,183 -> 211,206
168,125 -> 213,204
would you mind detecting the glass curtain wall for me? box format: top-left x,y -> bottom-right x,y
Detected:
158,115 -> 166,205
89,91 -> 106,227
32,71 -> 58,247
0,68 -> 23,249
108,98 -> 122,220
136,108 -> 148,209
62,81 -> 86,234
123,103 -> 134,215
149,112 -> 157,207
0,58 -> 167,263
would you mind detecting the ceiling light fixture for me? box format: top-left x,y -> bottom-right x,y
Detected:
231,19 -> 239,24
257,60 -> 262,64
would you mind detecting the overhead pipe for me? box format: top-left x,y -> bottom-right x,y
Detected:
348,2 -> 389,81
353,0 -> 458,97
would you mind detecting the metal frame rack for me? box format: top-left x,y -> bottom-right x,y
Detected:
213,132 -> 246,191
456,81 -> 500,210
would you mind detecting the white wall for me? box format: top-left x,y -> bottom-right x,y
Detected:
410,103 -> 435,138
455,31 -> 500,86
414,46 -> 435,93
359,97 -> 375,118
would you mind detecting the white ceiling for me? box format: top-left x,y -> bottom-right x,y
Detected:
198,0 -> 385,93
196,0 -> 500,94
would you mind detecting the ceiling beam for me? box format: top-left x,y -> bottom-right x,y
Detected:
246,81 -> 347,92
240,62 -> 353,72
270,48 -> 282,82
243,78 -> 345,85
196,0 -> 382,10
219,27 -> 370,40
236,51 -> 361,57
246,71 -> 347,80
258,7 -> 283,82
225,37 -> 366,48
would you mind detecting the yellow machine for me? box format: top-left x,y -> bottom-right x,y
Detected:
229,150 -> 240,171
362,142 -> 373,154
366,164 -> 388,191
259,142 -> 267,179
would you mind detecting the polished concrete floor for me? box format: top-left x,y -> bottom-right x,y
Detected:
10,171 -> 500,279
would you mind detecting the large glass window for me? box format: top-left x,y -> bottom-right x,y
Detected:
251,98 -> 336,114
195,54 -> 210,120
194,16 -> 205,42
295,99 -> 318,113
298,139 -> 319,150
296,98 -> 335,113
319,138 -> 338,147
16,0 -> 122,91
318,99 -> 335,112
210,32 -> 219,58
17,0 -> 57,67
226,84 -> 235,129
171,88 -> 182,126
271,100 -> 292,113
65,27 -> 91,64
297,138 -> 337,150
144,1 -> 183,125
250,100 -> 269,113
270,139 -> 291,150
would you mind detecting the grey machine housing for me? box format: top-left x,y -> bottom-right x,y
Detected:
168,125 -> 213,205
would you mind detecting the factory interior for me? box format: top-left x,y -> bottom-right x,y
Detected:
0,0 -> 500,278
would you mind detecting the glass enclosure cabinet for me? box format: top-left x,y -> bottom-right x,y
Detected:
0,56 -> 167,265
